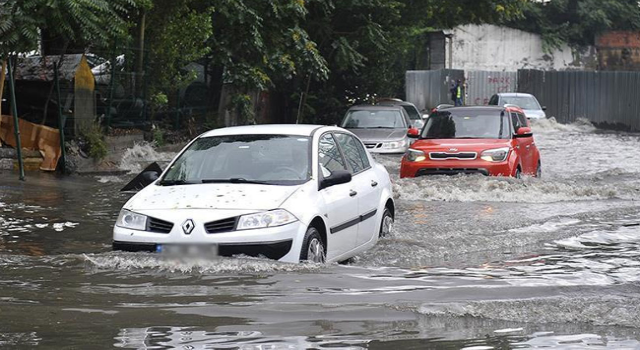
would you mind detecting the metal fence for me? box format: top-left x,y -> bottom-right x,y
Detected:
406,69 -> 464,111
518,69 -> 640,130
465,70 -> 517,106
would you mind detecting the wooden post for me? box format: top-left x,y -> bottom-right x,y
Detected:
7,57 -> 25,181
54,62 -> 67,173
0,58 -> 6,118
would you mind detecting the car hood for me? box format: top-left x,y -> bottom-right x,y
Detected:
523,109 -> 546,118
125,183 -> 302,211
348,128 -> 407,141
411,139 -> 511,152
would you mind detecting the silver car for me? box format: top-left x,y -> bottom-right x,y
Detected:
489,93 -> 547,119
341,105 -> 413,154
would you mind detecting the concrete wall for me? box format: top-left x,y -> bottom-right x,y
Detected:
447,24 -> 596,72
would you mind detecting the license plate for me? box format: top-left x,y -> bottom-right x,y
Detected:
156,244 -> 218,257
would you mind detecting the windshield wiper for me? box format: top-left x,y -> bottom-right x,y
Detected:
201,178 -> 271,185
157,179 -> 199,186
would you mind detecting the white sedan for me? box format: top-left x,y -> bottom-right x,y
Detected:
113,125 -> 395,263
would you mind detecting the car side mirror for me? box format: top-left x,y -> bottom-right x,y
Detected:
542,106 -> 547,111
121,162 -> 163,192
407,128 -> 420,138
319,170 -> 352,190
142,170 -> 160,182
516,127 -> 533,138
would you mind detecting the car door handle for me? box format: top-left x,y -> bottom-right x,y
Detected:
349,190 -> 358,197
371,181 -> 378,188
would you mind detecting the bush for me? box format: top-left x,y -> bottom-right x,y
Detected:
82,124 -> 108,160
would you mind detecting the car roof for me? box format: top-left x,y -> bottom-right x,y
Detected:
377,100 -> 415,107
200,124 -> 326,137
496,93 -> 534,98
438,106 -> 524,113
348,104 -> 404,111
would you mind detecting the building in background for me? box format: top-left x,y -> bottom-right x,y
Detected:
597,32 -> 640,71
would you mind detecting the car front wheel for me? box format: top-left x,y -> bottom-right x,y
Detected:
300,226 -> 326,263
379,208 -> 394,238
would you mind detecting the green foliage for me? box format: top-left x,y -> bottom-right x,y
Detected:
152,126 -> 165,147
144,0 -> 213,94
229,94 -> 255,125
509,0 -> 640,49
209,0 -> 329,92
0,0 -> 135,55
82,124 -> 108,160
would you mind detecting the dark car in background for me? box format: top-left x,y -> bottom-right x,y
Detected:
341,105 -> 418,154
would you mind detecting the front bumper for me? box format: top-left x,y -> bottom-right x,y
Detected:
112,220 -> 306,263
113,239 -> 294,260
363,141 -> 409,154
400,159 -> 514,178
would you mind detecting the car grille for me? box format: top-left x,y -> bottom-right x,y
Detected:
417,168 -> 489,176
364,142 -> 383,149
429,152 -> 477,160
147,217 -> 174,233
205,217 -> 238,234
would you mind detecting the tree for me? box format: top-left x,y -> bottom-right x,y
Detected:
141,0 -> 213,100
509,0 -> 640,50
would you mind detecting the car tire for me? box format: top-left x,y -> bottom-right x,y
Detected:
515,167 -> 522,179
379,208 -> 394,238
299,226 -> 326,263
536,162 -> 542,178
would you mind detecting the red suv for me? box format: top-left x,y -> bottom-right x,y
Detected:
400,106 -> 541,178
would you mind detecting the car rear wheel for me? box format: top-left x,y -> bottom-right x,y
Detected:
536,162 -> 542,178
300,227 -> 326,263
379,208 -> 394,238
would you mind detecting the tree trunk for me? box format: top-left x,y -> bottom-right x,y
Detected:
135,9 -> 147,97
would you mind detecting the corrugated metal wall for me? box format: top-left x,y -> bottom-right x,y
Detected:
406,69 -> 464,112
465,71 -> 517,106
518,69 -> 640,130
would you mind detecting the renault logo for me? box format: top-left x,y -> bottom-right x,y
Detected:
182,219 -> 195,235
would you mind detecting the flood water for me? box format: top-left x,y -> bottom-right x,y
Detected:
2,118 -> 640,349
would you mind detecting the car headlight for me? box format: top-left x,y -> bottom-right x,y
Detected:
116,209 -> 148,230
383,139 -> 407,149
404,149 -> 426,162
481,147 -> 510,162
236,209 -> 298,231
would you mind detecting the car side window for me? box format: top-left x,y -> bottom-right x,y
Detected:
489,95 -> 498,105
318,133 -> 347,177
510,112 -> 521,131
334,133 -> 370,174
517,113 -> 528,127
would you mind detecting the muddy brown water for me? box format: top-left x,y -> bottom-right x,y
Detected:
2,119 -> 640,349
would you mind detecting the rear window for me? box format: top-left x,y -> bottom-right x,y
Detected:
422,110 -> 510,140
500,96 -> 541,110
342,110 -> 407,129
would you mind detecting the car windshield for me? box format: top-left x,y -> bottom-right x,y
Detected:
160,135 -> 311,186
501,96 -> 541,110
422,110 -> 510,140
342,110 -> 406,129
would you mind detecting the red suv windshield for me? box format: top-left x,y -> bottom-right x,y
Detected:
422,110 -> 511,140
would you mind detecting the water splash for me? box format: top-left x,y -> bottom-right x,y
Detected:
118,143 -> 175,173
83,252 -> 324,274
392,175 -> 636,203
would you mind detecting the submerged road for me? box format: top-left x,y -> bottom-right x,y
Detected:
1,118 -> 640,349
